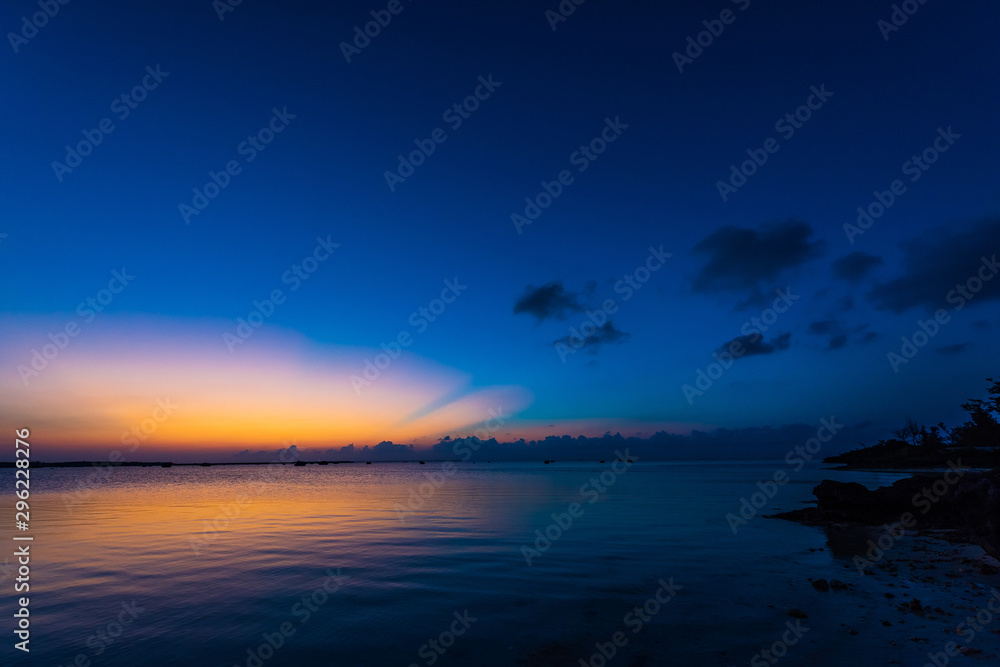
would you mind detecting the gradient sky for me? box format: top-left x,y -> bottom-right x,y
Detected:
2,0 -> 999,461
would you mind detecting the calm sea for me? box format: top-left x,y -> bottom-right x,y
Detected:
0,460 -> 968,666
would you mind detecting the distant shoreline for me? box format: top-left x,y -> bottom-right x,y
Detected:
0,458 -> 814,467
822,446 -> 1000,471
0,458 -> 990,469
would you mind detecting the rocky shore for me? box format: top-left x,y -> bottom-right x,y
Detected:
774,465 -> 1000,562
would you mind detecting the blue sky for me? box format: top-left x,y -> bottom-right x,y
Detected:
2,0 -> 999,459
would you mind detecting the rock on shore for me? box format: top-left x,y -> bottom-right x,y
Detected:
774,467 -> 1000,560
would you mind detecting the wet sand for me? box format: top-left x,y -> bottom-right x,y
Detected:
514,529 -> 1000,666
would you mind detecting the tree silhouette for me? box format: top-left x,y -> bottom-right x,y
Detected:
950,377 -> 1000,448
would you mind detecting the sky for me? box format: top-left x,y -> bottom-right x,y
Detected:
1,0 -> 999,461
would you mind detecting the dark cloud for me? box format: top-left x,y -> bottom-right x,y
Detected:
808,320 -> 837,335
514,282 -> 585,321
229,423 -> 882,463
232,443 -> 301,462
420,421 -> 873,462
554,321 -> 630,353
935,343 -> 971,355
852,325 -> 880,345
813,291 -> 856,312
371,441 -> 416,456
715,332 -> 791,358
806,320 -> 864,350
827,333 -> 848,350
692,220 -> 824,301
832,251 -> 883,283
868,218 -> 1000,313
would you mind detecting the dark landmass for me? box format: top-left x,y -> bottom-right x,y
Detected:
824,442 -> 1000,469
823,375 -> 1000,470
774,469 -> 1000,561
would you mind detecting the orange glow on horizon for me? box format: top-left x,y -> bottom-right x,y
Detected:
0,316 -> 532,453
